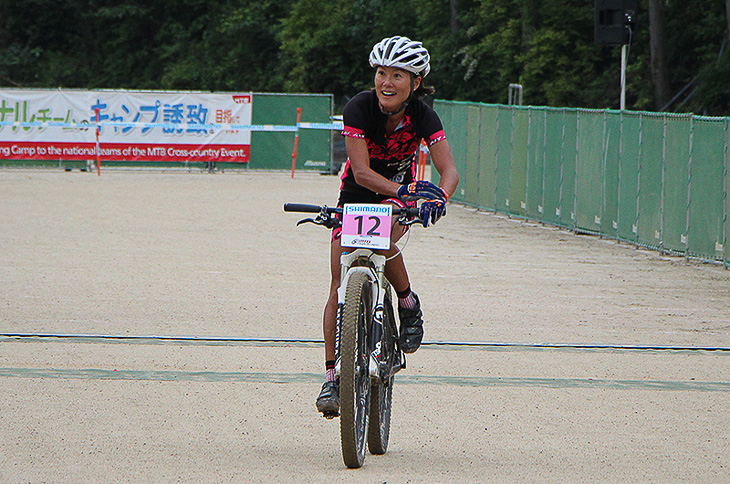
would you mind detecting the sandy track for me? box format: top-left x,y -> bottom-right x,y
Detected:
1,170 -> 729,482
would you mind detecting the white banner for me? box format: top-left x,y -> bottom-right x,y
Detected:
0,89 -> 253,162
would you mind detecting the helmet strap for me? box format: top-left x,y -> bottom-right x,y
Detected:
379,100 -> 409,116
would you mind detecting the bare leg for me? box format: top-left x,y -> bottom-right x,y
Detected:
323,238 -> 345,362
382,221 -> 411,294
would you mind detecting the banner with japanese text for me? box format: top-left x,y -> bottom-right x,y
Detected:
0,89 -> 253,162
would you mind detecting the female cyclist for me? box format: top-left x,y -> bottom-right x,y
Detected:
317,36 -> 459,416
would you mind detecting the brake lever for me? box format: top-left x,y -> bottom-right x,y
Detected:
296,217 -> 318,226
398,216 -> 424,227
296,213 -> 342,229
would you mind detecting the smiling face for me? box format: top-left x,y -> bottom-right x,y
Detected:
374,66 -> 421,115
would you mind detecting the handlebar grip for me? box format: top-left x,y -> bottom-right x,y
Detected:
402,207 -> 421,218
283,203 -> 323,213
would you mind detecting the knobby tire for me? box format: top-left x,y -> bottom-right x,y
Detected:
339,271 -> 372,469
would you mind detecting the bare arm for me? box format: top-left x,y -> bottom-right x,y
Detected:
428,139 -> 459,199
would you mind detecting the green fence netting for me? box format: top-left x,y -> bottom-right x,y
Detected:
494,106 -> 514,214
662,115 -> 692,254
434,101 -> 730,266
465,105 -> 481,205
542,109 -> 566,227
478,105 -> 498,210
509,109 -> 529,218
603,111 -> 621,238
637,112 -> 665,250
575,110 -> 605,234
616,112 -> 641,243
250,93 -> 332,171
688,118 -> 727,261
559,111 -> 578,229
525,108 -> 545,220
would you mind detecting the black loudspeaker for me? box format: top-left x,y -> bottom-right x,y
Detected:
595,0 -> 637,45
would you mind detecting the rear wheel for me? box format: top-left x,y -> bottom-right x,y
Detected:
368,286 -> 395,455
339,271 -> 372,469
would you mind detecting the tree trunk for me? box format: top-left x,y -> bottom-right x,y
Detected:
449,0 -> 458,34
726,0 -> 730,44
648,0 -> 671,110
521,0 -> 538,46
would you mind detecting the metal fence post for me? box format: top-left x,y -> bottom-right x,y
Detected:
684,116 -> 694,258
722,118 -> 730,268
634,113 -> 643,243
660,114 -> 667,253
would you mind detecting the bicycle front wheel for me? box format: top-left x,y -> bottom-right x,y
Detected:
339,271 -> 372,469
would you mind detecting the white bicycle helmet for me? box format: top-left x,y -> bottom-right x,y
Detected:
369,36 -> 431,78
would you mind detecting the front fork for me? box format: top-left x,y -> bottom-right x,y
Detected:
334,250 -> 388,381
369,304 -> 385,378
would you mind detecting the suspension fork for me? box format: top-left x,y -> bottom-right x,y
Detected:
334,249 -> 387,377
369,256 -> 388,368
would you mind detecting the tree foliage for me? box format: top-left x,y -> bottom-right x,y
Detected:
1,0 -> 729,114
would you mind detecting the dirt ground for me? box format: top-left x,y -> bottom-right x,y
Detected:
1,169 -> 729,483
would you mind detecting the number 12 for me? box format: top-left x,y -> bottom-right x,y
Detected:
354,215 -> 381,236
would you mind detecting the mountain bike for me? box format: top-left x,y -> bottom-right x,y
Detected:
284,202 -> 421,468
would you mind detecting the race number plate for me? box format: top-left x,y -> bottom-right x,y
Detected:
341,204 -> 392,250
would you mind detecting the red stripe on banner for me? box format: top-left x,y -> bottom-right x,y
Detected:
0,141 -> 250,162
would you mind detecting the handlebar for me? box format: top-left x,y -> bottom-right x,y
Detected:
284,203 -> 419,217
284,202 -> 422,227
